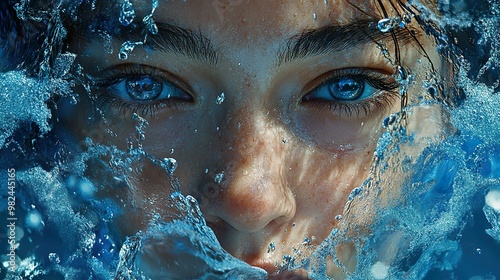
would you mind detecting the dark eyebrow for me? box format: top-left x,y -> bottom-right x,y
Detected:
76,21 -> 219,65
277,19 -> 414,66
144,22 -> 219,65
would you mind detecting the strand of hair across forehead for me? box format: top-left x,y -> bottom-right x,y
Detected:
375,0 -> 412,121
395,0 -> 436,73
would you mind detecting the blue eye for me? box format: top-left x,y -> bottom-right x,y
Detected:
304,77 -> 378,102
108,75 -> 192,102
301,69 -> 400,117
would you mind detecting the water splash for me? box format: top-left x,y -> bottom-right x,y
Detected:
484,189 -> 500,242
114,187 -> 267,279
119,0 -> 135,26
118,40 -> 142,60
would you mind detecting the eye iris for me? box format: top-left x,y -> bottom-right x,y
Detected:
328,78 -> 364,100
126,76 -> 162,100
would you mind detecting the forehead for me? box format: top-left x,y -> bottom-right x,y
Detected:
90,0 -> 390,43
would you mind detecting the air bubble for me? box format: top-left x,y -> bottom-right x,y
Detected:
161,158 -> 178,175
26,210 -> 44,230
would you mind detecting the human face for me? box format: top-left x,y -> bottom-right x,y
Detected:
61,0 -> 444,277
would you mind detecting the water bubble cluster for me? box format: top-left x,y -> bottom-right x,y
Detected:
48,253 -> 60,264
118,0 -> 159,60
214,172 -> 225,184
119,0 -> 135,26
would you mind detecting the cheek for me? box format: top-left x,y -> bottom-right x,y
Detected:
292,110 -> 386,151
140,113 -> 200,156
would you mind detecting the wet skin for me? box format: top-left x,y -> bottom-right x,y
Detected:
62,0 -> 445,278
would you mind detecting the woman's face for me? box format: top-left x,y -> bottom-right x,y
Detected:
62,0 -> 444,275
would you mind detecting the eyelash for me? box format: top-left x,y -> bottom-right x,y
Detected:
90,65 -> 191,117
301,68 -> 400,117
90,65 -> 399,118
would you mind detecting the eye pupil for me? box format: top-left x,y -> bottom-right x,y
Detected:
328,78 -> 364,100
126,76 -> 162,100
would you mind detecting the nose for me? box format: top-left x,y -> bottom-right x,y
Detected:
202,108 -> 296,233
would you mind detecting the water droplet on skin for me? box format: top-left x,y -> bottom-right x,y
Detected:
377,18 -> 392,32
161,158 -> 178,175
214,172 -> 224,184
397,65 -> 408,81
383,114 -> 398,129
216,92 -> 225,104
169,148 -> 174,154
335,215 -> 342,220
267,242 -> 276,253
313,13 -> 317,20
205,168 -> 209,174
377,17 -> 401,32
302,237 -> 311,246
